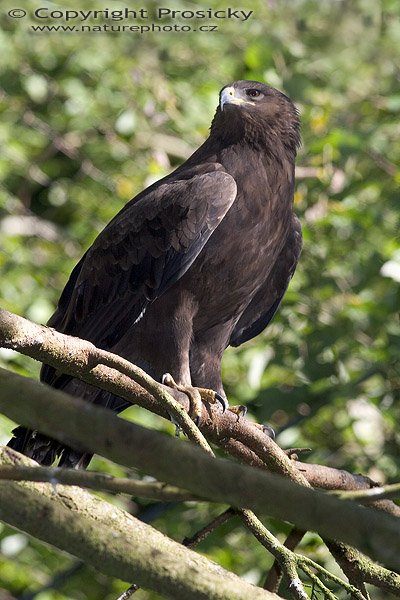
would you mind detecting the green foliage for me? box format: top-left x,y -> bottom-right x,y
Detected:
0,0 -> 399,598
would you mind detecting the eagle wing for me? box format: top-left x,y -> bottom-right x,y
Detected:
46,166 -> 237,352
229,215 -> 302,347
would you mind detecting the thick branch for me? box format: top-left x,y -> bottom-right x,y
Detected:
0,367 -> 400,572
3,307 -> 399,516
297,462 -> 400,517
0,309 -> 296,477
219,441 -> 400,517
0,309 -> 305,482
0,448 -> 278,600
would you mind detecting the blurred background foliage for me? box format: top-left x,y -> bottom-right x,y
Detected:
0,0 -> 399,598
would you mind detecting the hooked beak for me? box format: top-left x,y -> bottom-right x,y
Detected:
220,86 -> 246,111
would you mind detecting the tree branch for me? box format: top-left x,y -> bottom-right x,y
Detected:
333,483 -> 400,504
238,509 -> 367,600
238,510 -> 309,600
0,465 -> 198,502
296,462 -> 400,517
0,368 -> 400,572
3,307 -> 399,518
263,529 -> 306,592
0,309 -> 305,482
0,447 -> 278,600
327,541 -> 400,598
182,508 -> 236,549
1,308 -> 400,597
119,508 -> 238,598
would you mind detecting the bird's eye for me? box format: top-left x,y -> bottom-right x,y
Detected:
246,89 -> 261,98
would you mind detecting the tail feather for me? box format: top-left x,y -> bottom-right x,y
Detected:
8,426 -> 63,466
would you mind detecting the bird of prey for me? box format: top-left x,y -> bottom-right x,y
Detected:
8,80 -> 302,468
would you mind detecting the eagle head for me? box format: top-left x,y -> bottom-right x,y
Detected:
212,80 -> 301,154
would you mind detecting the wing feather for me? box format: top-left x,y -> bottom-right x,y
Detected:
46,168 -> 237,353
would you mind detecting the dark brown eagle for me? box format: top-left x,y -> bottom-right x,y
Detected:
9,80 -> 302,468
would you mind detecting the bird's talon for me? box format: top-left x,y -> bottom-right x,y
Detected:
238,404 -> 247,417
215,392 -> 228,413
262,424 -> 275,440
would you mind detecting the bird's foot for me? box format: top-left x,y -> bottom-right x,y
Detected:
162,373 -> 227,425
